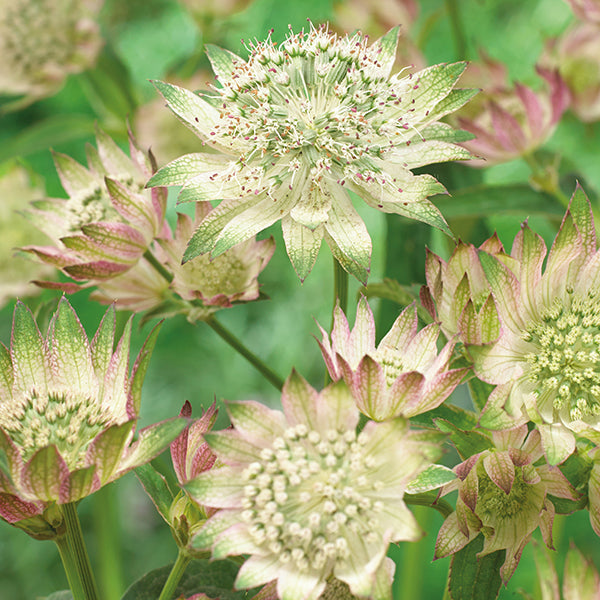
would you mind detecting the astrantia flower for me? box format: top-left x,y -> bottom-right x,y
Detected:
530,542 -> 600,600
472,186 -> 600,464
0,0 -> 103,103
317,296 -> 467,421
187,373 -> 441,600
0,298 -> 185,526
455,59 -> 569,166
435,425 -> 578,582
24,129 -> 168,288
421,235 -> 515,345
542,22 -> 600,123
0,163 -> 54,307
91,203 -> 274,320
566,0 -> 600,23
158,204 -> 275,309
138,401 -> 218,553
148,24 -> 475,282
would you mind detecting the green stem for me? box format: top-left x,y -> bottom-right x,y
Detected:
55,535 -> 86,600
158,550 -> 192,600
92,485 -> 124,600
205,316 -> 284,391
405,494 -> 454,518
62,503 -> 100,600
333,257 -> 349,317
144,250 -> 174,284
445,0 -> 468,59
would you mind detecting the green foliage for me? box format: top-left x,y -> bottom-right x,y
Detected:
449,536 -> 504,600
120,559 -> 247,600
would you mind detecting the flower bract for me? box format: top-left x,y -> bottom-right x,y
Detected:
148,24 -> 475,282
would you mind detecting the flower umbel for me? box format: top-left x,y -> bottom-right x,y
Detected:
318,296 -> 467,421
0,298 -> 185,527
435,425 -> 578,583
0,0 -> 103,104
472,186 -> 600,464
24,129 -> 168,289
148,24 -> 475,282
187,373 -> 441,600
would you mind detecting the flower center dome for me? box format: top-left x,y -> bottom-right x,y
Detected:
523,291 -> 600,420
0,390 -> 115,465
240,424 -> 384,572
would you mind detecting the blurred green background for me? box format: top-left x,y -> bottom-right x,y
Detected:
1,0 -> 599,598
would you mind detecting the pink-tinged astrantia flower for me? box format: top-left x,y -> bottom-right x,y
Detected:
421,235 -> 517,345
435,425 -> 578,583
530,542 -> 600,600
0,0 -> 103,104
91,203 -> 274,320
187,373 -> 441,600
455,56 -> 569,166
472,186 -> 600,464
158,203 -> 275,309
317,296 -> 467,421
24,129 -> 168,288
0,298 -> 185,528
542,22 -> 600,123
566,0 -> 600,23
147,24 -> 475,282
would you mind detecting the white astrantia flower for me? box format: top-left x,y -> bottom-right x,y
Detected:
148,24 -> 475,282
187,372 -> 442,600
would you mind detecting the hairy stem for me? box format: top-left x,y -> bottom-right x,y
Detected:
61,503 -> 100,600
205,316 -> 284,391
158,550 -> 192,600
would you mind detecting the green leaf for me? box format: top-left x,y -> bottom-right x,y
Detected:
120,559 -> 248,600
449,535 -> 504,600
135,463 -> 175,524
436,185 -> 563,220
411,403 -> 478,430
361,278 -> 433,324
435,419 -> 493,460
406,464 -> 456,494
467,378 -> 494,412
0,115 -> 96,163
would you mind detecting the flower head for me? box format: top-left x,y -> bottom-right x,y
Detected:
530,542 -> 600,600
148,24 -> 475,282
90,203 -> 274,320
0,162 -> 55,307
317,296 -> 467,421
566,0 -> 600,23
421,235 -> 515,345
472,186 -> 600,463
435,425 -> 578,583
24,129 -> 168,288
0,298 -> 185,527
455,57 -> 569,166
187,372 -> 441,600
542,22 -> 600,123
0,0 -> 103,103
